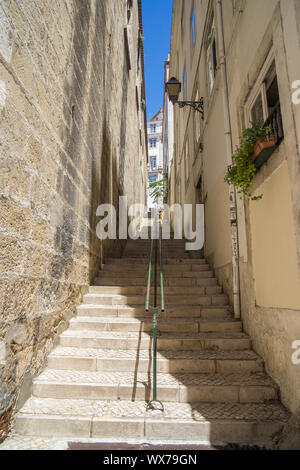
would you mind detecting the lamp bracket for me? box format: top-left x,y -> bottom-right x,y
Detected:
176,98 -> 204,119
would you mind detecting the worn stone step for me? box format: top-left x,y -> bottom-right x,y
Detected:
103,263 -> 210,272
76,305 -> 232,319
48,347 -> 264,374
89,285 -> 222,295
106,257 -> 206,265
32,370 -> 278,403
15,397 -> 289,445
94,276 -> 218,287
69,317 -> 241,333
82,293 -> 228,306
59,330 -> 251,350
97,270 -> 214,279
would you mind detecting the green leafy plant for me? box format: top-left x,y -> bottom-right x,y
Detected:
141,98 -> 146,111
224,122 -> 273,200
138,31 -> 145,47
149,177 -> 168,202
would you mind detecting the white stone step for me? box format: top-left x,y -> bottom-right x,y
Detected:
68,316 -> 241,334
106,257 -> 207,265
48,347 -> 264,374
15,397 -> 289,446
58,330 -> 251,350
94,276 -> 218,287
103,263 -> 210,272
32,369 -> 278,403
97,270 -> 214,278
76,304 -> 233,319
89,285 -> 222,295
82,293 -> 228,306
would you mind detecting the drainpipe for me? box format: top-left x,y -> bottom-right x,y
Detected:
216,0 -> 241,318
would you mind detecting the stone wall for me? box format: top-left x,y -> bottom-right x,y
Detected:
0,0 -> 147,436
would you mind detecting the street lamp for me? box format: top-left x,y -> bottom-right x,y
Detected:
165,76 -> 204,120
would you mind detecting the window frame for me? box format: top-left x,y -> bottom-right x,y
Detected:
149,138 -> 157,148
206,16 -> 217,95
245,48 -> 275,127
191,1 -> 196,48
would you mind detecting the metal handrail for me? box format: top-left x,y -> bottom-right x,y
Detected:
145,234 -> 153,312
146,209 -> 164,412
159,214 -> 165,313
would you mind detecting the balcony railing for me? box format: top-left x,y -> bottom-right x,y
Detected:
264,101 -> 284,146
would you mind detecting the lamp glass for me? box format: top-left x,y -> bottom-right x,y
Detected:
165,77 -> 181,103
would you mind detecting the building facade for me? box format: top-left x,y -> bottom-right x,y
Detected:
162,57 -> 174,179
169,0 -> 300,415
0,0 -> 147,438
147,108 -> 164,208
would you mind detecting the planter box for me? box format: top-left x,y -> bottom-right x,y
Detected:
251,135 -> 276,169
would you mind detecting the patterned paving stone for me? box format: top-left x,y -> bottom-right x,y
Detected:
35,369 -> 276,388
17,397 -> 289,422
49,346 -> 260,360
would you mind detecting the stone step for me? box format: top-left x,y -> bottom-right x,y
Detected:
69,316 -> 242,333
48,347 -> 264,374
76,305 -> 232,319
15,397 -> 289,445
82,293 -> 228,306
32,370 -> 278,403
102,263 -> 210,272
94,276 -> 218,287
106,257 -> 206,265
97,270 -> 214,278
59,330 -> 251,350
89,285 -> 222,295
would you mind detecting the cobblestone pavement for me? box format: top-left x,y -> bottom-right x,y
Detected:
0,431 -> 68,450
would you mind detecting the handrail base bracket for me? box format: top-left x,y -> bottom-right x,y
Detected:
146,400 -> 164,412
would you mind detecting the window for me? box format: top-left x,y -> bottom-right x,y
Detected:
150,124 -> 156,134
194,88 -> 201,144
191,1 -> 196,48
183,69 -> 187,100
206,17 -> 217,94
248,59 -> 280,125
245,49 -> 284,167
149,174 -> 157,182
149,138 -> 157,148
185,140 -> 189,182
150,156 -> 157,170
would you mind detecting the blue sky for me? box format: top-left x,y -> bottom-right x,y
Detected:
142,0 -> 173,120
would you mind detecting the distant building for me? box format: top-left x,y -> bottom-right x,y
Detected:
147,108 -> 164,208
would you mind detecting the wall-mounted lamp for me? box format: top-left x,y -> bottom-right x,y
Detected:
165,77 -> 204,120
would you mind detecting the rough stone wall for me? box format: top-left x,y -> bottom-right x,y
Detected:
0,0 -> 147,437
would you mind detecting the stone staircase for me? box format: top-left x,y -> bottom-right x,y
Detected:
13,236 -> 289,447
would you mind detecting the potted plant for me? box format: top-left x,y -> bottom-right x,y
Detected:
251,132 -> 276,163
224,122 -> 274,200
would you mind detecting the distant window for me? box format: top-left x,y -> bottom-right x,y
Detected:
183,69 -> 187,100
149,138 -> 157,148
185,141 -> 189,182
149,174 -> 157,182
150,124 -> 156,133
206,17 -> 217,94
150,156 -> 157,170
194,88 -> 201,143
191,1 -> 196,48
